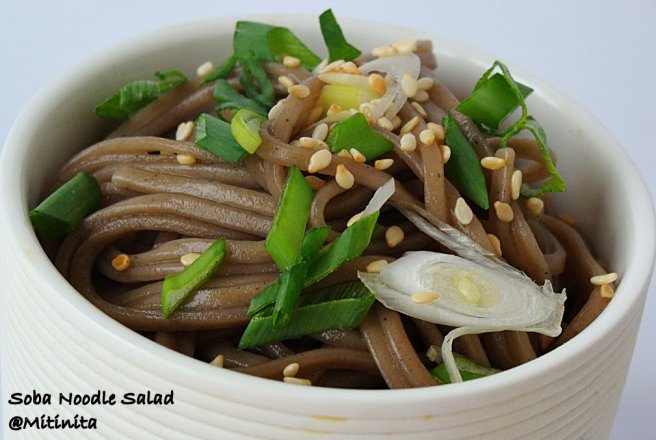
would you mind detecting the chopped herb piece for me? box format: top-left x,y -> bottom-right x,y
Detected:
202,54 -> 238,83
325,113 -> 393,161
443,113 -> 489,209
238,281 -> 375,349
28,172 -> 101,240
161,238 -> 226,318
214,80 -> 268,116
230,108 -> 267,154
430,353 -> 500,384
268,27 -> 322,69
233,21 -> 276,61
239,57 -> 275,108
195,113 -> 248,164
95,70 -> 187,120
319,9 -> 362,62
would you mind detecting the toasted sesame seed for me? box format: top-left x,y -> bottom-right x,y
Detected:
322,59 -> 345,73
307,106 -> 324,125
308,149 -> 332,173
417,77 -> 435,90
385,226 -> 405,248
400,133 -> 417,152
278,75 -> 295,89
196,61 -> 214,78
298,137 -> 318,149
176,154 -> 196,165
374,158 -> 394,170
494,201 -> 514,222
400,116 -> 421,135
559,214 -> 576,225
401,72 -> 418,98
526,197 -> 544,217
392,40 -> 417,53
335,164 -> 355,189
111,254 -> 131,272
327,103 -> 343,116
337,149 -> 353,160
419,129 -> 436,146
411,291 -> 440,304
368,73 -> 387,96
372,46 -> 397,57
391,115 -> 402,130
210,354 -> 224,368
312,123 -> 329,141
347,212 -> 363,227
426,345 -> 441,362
366,259 -> 389,273
411,101 -> 428,118
180,252 -> 201,267
487,233 -> 502,257
481,156 -> 507,170
591,272 -> 618,286
341,61 -> 362,75
361,105 -> 376,124
268,100 -> 284,120
283,362 -> 300,377
377,117 -> 394,131
283,377 -> 312,386
176,121 -> 195,141
600,284 -> 615,299
350,148 -> 366,163
413,90 -> 429,102
454,197 -> 474,225
440,145 -> 452,163
283,55 -> 301,68
288,84 -> 310,99
511,170 -> 523,200
427,122 -> 445,144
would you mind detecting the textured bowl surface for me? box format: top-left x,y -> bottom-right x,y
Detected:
1,15 -> 654,440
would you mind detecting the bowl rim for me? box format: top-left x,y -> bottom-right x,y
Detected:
2,14 -> 655,407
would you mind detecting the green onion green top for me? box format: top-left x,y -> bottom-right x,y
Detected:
319,9 -> 362,63
325,113 -> 394,161
194,113 -> 248,164
430,353 -> 500,384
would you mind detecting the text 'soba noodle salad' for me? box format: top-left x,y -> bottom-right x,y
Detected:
30,10 -> 618,387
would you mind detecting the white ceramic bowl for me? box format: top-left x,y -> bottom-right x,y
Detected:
1,15 -> 654,439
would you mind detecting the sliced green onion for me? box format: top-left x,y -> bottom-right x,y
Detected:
202,54 -> 238,84
443,113 -> 489,209
238,281 -> 375,349
457,73 -> 532,132
239,57 -> 275,108
265,166 -> 315,269
29,172 -> 101,240
319,84 -> 379,111
519,117 -> 566,197
430,354 -> 500,384
161,238 -> 226,318
319,9 -> 361,63
95,70 -> 187,120
325,113 -> 393,161
230,109 -> 267,154
195,113 -> 248,164
268,27 -> 322,69
214,80 -> 268,116
233,21 -> 276,61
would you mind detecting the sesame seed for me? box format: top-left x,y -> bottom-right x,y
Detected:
591,272 -> 618,286
400,116 -> 421,135
392,40 -> 417,53
487,233 -> 502,257
350,148 -> 366,163
321,59 -> 345,73
366,259 -> 389,273
427,122 -> 445,144
368,73 -> 387,96
210,354 -> 225,368
401,72 -> 418,98
454,197 -> 474,225
411,291 -> 440,304
417,77 -> 435,90
347,212 -> 363,227
337,149 -> 353,160
419,129 -> 436,146
196,61 -> 214,78
440,145 -> 451,163
426,345 -> 441,362
312,123 -> 329,141
268,100 -> 284,120
288,84 -> 310,99
384,73 -> 394,85
361,105 -> 376,124
400,133 -> 417,152
335,164 -> 355,189
327,104 -> 342,116
494,201 -> 514,222
413,90 -> 429,102
298,137 -> 318,149
558,214 -> 576,225
176,154 -> 196,165
283,55 -> 301,68
283,377 -> 312,386
308,149 -> 332,173
307,106 -> 324,125
481,156 -> 507,170
372,46 -> 397,57
391,115 -> 402,130
374,158 -> 394,170
411,101 -> 428,118
341,61 -> 362,75
511,170 -> 523,200
526,197 -> 544,217
180,252 -> 201,267
278,75 -> 295,89
283,362 -> 300,377
377,117 -> 394,131
600,284 -> 615,299
111,254 -> 131,272
385,225 -> 405,248
176,121 -> 195,141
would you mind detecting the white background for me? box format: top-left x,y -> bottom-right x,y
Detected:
1,1 -> 654,438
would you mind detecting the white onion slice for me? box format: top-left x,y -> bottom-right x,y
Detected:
361,178 -> 395,218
